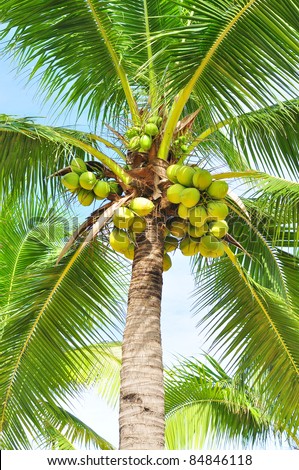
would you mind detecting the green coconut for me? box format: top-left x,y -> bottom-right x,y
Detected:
130,197 -> 154,216
166,164 -> 181,183
128,136 -> 140,150
188,222 -> 208,238
139,134 -> 152,151
189,205 -> 208,227
199,241 -> 225,258
180,188 -> 200,208
164,236 -> 179,252
93,180 -> 110,199
166,184 -> 185,204
163,253 -> 172,272
130,216 -> 147,233
77,189 -> 95,206
113,207 -> 135,229
148,115 -> 160,125
167,218 -> 188,238
123,243 -> 135,260
109,228 -> 131,253
79,171 -> 97,190
207,180 -> 229,199
125,127 -> 141,139
207,201 -> 229,219
176,165 -> 196,187
180,237 -> 201,256
178,203 -> 190,220
61,172 -> 80,190
70,157 -> 87,174
209,220 -> 229,238
144,122 -> 159,136
192,169 -> 213,191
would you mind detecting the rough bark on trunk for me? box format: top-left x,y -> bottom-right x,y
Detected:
119,214 -> 165,450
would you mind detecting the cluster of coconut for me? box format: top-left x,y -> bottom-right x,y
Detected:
165,164 -> 229,260
109,197 -> 154,260
125,115 -> 162,152
61,158 -> 121,206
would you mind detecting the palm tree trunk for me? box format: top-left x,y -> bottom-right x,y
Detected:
119,213 -> 165,450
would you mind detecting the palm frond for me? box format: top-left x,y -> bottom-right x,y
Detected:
0,196 -> 128,449
36,402 -> 114,450
0,115 -> 130,198
157,0 -> 299,123
0,0 -> 140,124
192,253 -> 299,436
165,355 -> 279,449
70,342 -> 122,409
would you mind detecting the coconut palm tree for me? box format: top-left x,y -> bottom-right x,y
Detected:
0,0 -> 299,450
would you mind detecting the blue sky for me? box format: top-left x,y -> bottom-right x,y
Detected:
0,52 -> 209,448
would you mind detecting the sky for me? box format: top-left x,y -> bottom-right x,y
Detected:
0,52 -> 211,448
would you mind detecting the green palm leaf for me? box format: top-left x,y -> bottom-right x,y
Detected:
190,99 -> 299,179
165,355 -> 278,449
192,252 -> 299,436
0,115 -> 130,198
36,402 -> 114,450
0,0 -> 139,123
0,196 -> 128,449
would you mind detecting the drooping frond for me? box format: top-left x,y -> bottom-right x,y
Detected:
190,99 -> 299,179
36,402 -> 114,450
0,0 -> 141,124
68,342 -> 122,410
192,253 -> 299,436
0,115 -> 130,199
0,196 -> 128,449
165,355 -> 280,449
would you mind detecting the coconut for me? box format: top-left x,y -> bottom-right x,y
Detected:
178,203 -> 190,220
125,127 -> 141,139
130,197 -> 154,216
192,169 -> 213,191
79,171 -> 97,190
148,115 -> 160,125
209,220 -> 229,238
199,241 -> 225,258
130,216 -> 147,233
61,172 -> 80,190
166,164 -> 181,183
144,123 -> 159,136
163,253 -> 172,272
164,236 -> 179,252
93,180 -> 110,199
207,180 -> 229,199
207,201 -> 229,219
167,217 -> 188,238
113,207 -> 135,229
77,189 -> 95,206
166,184 -> 185,204
139,134 -> 152,151
123,243 -> 135,260
70,157 -> 87,174
109,228 -> 131,252
180,188 -> 200,208
188,222 -> 208,238
189,205 -> 208,227
128,136 -> 140,150
176,165 -> 196,187
180,237 -> 201,256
